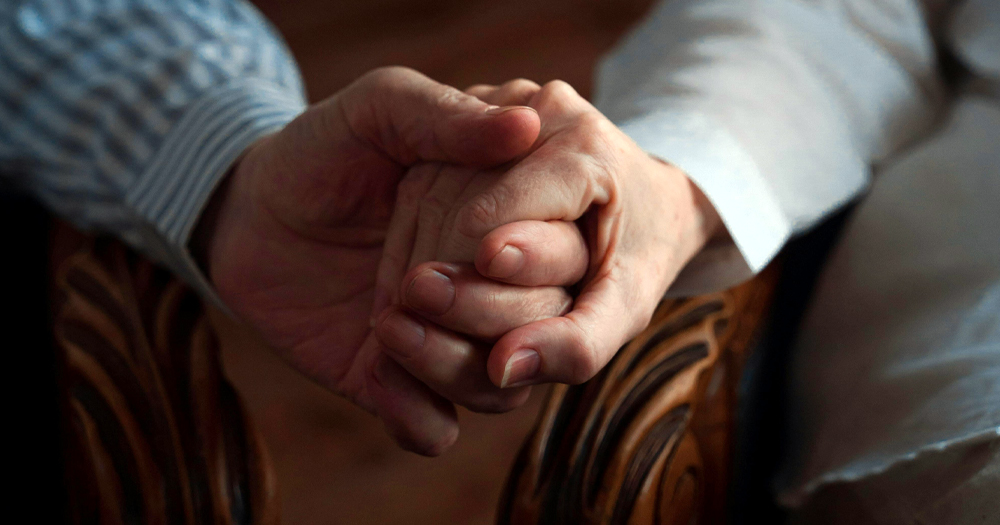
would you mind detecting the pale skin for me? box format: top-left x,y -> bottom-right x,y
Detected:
200,67 -> 721,455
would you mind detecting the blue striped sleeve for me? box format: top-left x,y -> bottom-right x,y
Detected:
0,0 -> 307,306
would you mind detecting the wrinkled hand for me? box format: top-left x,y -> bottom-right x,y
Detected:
199,67 -> 580,455
374,79 -> 722,397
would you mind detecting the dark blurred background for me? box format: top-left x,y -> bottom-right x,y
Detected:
250,0 -> 656,102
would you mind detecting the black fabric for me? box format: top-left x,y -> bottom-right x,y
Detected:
730,206 -> 856,525
2,193 -> 66,522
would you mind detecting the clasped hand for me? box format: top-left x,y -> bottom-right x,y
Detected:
202,67 -> 720,455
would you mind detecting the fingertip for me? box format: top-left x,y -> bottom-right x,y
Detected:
477,220 -> 589,286
500,348 -> 541,389
409,422 -> 459,457
475,225 -> 530,281
489,311 -> 614,387
375,308 -> 426,361
486,245 -> 525,280
477,106 -> 540,161
368,355 -> 460,456
399,262 -> 459,314
488,324 -> 543,388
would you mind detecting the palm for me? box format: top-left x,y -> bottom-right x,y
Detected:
207,108 -> 406,411
222,220 -> 387,410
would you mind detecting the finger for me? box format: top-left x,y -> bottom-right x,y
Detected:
475,220 -> 588,286
465,84 -> 498,98
375,307 -> 532,413
372,164 -> 441,321
456,151 -> 603,239
340,66 -> 541,167
455,84 -> 619,239
367,353 -> 459,456
486,272 -> 654,388
472,79 -> 541,108
525,80 -> 593,128
399,262 -> 573,340
406,166 -> 481,267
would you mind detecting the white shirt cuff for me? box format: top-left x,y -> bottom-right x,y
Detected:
617,108 -> 792,294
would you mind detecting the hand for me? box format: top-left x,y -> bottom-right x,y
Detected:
367,159 -> 591,433
376,79 -> 722,392
197,67 -> 568,455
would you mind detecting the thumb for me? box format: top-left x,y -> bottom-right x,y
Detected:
338,66 -> 540,166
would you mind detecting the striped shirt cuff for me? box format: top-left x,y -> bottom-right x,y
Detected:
125,80 -> 306,311
617,108 -> 792,295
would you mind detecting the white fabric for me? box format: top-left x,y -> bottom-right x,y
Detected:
594,0 -> 1000,516
779,96 -> 1000,508
594,0 -> 944,293
789,439 -> 1000,525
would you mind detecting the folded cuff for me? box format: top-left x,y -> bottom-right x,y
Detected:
125,81 -> 306,310
617,108 -> 792,294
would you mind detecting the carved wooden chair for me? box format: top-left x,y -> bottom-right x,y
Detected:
53,227 -> 782,524
54,237 -> 279,524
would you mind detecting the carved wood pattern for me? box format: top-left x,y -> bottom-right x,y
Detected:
55,240 -> 278,525
498,270 -> 778,525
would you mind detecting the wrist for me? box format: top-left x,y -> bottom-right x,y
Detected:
190,171 -> 233,277
653,156 -> 723,257
688,169 -> 725,249
190,135 -> 270,289
640,155 -> 725,301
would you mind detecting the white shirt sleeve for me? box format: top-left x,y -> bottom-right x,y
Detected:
593,0 -> 947,295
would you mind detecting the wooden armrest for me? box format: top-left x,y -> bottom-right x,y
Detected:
498,269 -> 779,525
54,239 -> 278,524
54,233 -> 776,524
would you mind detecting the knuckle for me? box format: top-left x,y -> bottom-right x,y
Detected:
564,154 -> 593,178
458,190 -> 503,237
363,65 -> 413,87
399,119 -> 437,158
435,84 -> 474,108
542,79 -> 578,98
396,168 -> 433,208
465,83 -> 495,95
502,78 -> 541,93
417,191 -> 452,226
577,110 -> 614,136
535,80 -> 579,110
573,113 -> 616,155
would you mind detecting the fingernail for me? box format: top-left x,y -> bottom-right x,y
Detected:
501,349 -> 541,388
405,269 -> 455,315
487,245 -> 524,279
485,105 -> 537,116
378,312 -> 426,355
